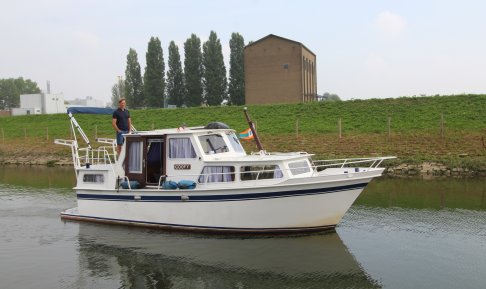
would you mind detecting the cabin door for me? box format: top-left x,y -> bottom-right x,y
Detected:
145,138 -> 166,185
125,137 -> 147,187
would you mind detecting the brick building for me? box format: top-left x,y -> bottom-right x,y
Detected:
244,34 -> 317,104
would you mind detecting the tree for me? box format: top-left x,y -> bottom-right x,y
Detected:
111,76 -> 125,107
124,48 -> 144,108
167,41 -> 186,107
184,34 -> 203,107
0,77 -> 41,109
202,31 -> 227,106
228,32 -> 245,105
144,37 -> 165,108
319,92 -> 341,101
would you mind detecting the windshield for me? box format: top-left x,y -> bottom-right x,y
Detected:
198,134 -> 229,154
227,133 -> 244,153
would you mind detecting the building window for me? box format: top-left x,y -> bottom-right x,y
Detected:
283,64 -> 289,69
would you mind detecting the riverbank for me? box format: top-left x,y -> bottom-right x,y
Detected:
1,95 -> 484,177
1,159 -> 484,177
1,135 -> 484,177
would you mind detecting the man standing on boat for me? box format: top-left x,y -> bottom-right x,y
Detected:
112,98 -> 132,156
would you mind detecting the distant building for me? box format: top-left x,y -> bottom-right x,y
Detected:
11,93 -> 65,116
0,110 -> 11,117
67,96 -> 106,107
244,34 -> 317,105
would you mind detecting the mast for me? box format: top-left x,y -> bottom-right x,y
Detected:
243,107 -> 264,152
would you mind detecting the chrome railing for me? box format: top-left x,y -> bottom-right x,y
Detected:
55,138 -> 117,168
311,156 -> 396,171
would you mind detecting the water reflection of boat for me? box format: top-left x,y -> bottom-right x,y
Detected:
76,223 -> 380,288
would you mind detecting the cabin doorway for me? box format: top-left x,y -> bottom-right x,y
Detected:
125,137 -> 147,187
146,138 -> 165,185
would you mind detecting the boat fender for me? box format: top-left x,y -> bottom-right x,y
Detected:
162,180 -> 178,190
178,180 -> 197,190
120,181 -> 141,189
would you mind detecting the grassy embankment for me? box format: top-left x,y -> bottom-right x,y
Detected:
0,94 -> 485,171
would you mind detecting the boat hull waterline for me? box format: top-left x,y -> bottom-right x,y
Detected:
61,177 -> 372,233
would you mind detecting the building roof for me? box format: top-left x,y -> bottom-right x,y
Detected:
245,34 -> 316,56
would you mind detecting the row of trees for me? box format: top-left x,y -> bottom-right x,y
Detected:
0,78 -> 41,110
113,31 -> 245,108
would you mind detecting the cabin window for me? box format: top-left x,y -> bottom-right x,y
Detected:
83,174 -> 104,183
199,134 -> 229,154
227,133 -> 244,153
198,166 -> 235,183
169,138 -> 197,158
240,165 -> 283,181
128,141 -> 143,173
289,161 -> 311,175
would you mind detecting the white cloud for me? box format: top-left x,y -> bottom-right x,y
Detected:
375,11 -> 407,38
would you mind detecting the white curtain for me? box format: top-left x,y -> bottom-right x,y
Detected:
199,166 -> 234,183
128,141 -> 142,173
274,166 -> 283,178
222,166 -> 233,182
169,138 -> 196,158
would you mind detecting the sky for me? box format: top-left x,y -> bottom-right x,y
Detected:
1,0 -> 486,104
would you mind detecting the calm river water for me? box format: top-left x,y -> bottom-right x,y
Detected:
0,166 -> 485,289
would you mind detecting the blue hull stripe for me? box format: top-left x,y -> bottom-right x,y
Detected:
77,182 -> 368,202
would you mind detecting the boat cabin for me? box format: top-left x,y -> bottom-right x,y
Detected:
115,126 -> 312,189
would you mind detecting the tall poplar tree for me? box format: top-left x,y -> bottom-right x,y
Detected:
111,77 -> 125,107
228,33 -> 245,105
202,31 -> 227,106
167,41 -> 186,107
124,48 -> 144,108
184,34 -> 203,107
144,37 -> 165,108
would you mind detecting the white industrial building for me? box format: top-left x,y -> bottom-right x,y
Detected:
11,93 -> 66,116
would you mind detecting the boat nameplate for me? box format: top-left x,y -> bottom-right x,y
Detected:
174,164 -> 191,170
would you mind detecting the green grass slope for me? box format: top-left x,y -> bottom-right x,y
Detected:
0,94 -> 485,170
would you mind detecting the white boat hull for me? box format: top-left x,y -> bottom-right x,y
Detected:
57,109 -> 394,234
61,175 -> 375,233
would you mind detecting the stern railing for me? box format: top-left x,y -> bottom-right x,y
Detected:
54,138 -> 117,169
